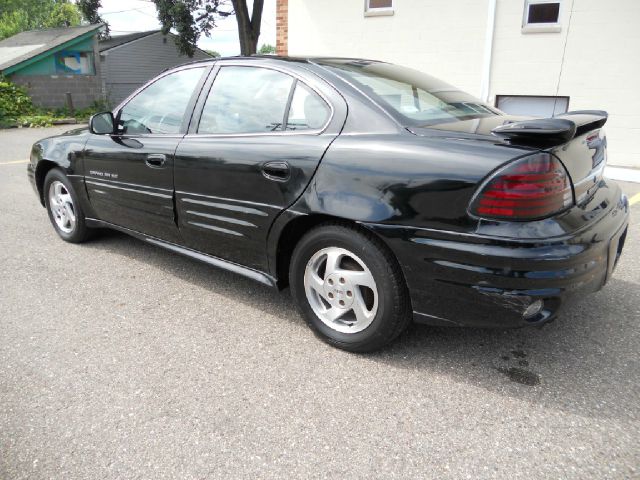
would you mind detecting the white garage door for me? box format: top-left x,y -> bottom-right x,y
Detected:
496,95 -> 569,118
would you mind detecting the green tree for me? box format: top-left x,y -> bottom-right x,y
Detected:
0,0 -> 84,40
76,0 -> 110,38
205,49 -> 221,58
0,10 -> 29,40
258,43 -> 275,54
44,2 -> 82,28
152,0 -> 264,57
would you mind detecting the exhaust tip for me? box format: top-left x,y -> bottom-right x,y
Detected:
523,299 -> 544,319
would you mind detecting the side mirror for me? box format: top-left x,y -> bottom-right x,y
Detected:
89,111 -> 115,135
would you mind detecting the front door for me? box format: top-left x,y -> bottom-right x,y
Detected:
174,63 -> 346,272
83,65 -> 208,243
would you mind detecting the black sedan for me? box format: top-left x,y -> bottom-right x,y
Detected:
28,57 -> 629,352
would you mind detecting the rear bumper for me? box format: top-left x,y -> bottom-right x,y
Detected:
365,189 -> 629,328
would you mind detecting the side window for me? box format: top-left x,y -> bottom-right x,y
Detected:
118,67 -> 205,135
285,83 -> 330,131
198,66 -> 294,134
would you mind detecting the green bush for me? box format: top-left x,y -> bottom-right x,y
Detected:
55,99 -> 111,121
14,115 -> 55,128
0,75 -> 35,119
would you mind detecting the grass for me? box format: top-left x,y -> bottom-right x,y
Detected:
1,102 -> 110,128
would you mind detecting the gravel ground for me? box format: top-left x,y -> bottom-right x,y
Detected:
0,127 -> 639,479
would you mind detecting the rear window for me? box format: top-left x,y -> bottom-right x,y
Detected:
319,60 -> 499,127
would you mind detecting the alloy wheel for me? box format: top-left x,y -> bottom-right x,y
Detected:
303,246 -> 379,333
48,180 -> 76,234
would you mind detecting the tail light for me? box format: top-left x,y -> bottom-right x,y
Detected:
470,153 -> 573,221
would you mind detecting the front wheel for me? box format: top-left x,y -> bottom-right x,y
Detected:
290,223 -> 411,352
43,168 -> 92,243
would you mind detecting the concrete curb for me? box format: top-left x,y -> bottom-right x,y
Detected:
605,166 -> 640,184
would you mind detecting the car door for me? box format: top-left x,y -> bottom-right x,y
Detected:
83,65 -> 209,243
174,62 -> 347,272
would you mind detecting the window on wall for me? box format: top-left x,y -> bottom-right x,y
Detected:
522,0 -> 561,32
365,0 -> 394,17
55,51 -> 94,75
496,95 -> 569,118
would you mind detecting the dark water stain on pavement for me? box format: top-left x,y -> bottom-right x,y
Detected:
498,367 -> 541,386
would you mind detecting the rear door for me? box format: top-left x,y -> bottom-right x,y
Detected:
174,61 -> 346,271
83,65 -> 208,243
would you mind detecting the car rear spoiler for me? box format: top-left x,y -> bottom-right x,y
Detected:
491,110 -> 608,146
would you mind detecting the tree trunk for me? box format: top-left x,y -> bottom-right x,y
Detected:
232,0 -> 263,56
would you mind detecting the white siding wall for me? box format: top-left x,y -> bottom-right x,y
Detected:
101,32 -> 210,106
288,0 -> 640,167
490,0 -> 640,167
288,0 -> 488,97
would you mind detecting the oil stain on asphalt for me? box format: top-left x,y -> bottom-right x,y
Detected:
497,366 -> 541,386
497,348 -> 541,386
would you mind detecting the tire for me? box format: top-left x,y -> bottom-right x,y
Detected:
43,168 -> 92,243
290,223 -> 412,352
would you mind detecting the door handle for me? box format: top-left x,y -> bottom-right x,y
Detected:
262,161 -> 290,181
146,154 -> 167,168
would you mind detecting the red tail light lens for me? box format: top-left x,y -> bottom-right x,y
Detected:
470,153 -> 573,220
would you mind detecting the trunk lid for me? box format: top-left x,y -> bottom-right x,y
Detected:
545,112 -> 608,206
410,111 -> 609,207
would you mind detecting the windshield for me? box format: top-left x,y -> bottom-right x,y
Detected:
317,59 -> 500,127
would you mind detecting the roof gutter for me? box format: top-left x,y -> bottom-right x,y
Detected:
480,0 -> 497,102
99,30 -> 160,55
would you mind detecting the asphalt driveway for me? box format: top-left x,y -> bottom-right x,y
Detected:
0,127 -> 638,479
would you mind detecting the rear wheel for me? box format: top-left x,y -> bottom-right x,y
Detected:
44,169 -> 92,243
290,223 -> 411,352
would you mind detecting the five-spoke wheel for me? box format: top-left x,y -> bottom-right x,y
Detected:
43,169 -> 91,243
304,247 -> 378,333
48,180 -> 77,233
291,223 -> 411,352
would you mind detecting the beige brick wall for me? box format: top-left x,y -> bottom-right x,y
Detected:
287,0 -> 640,167
276,0 -> 288,56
